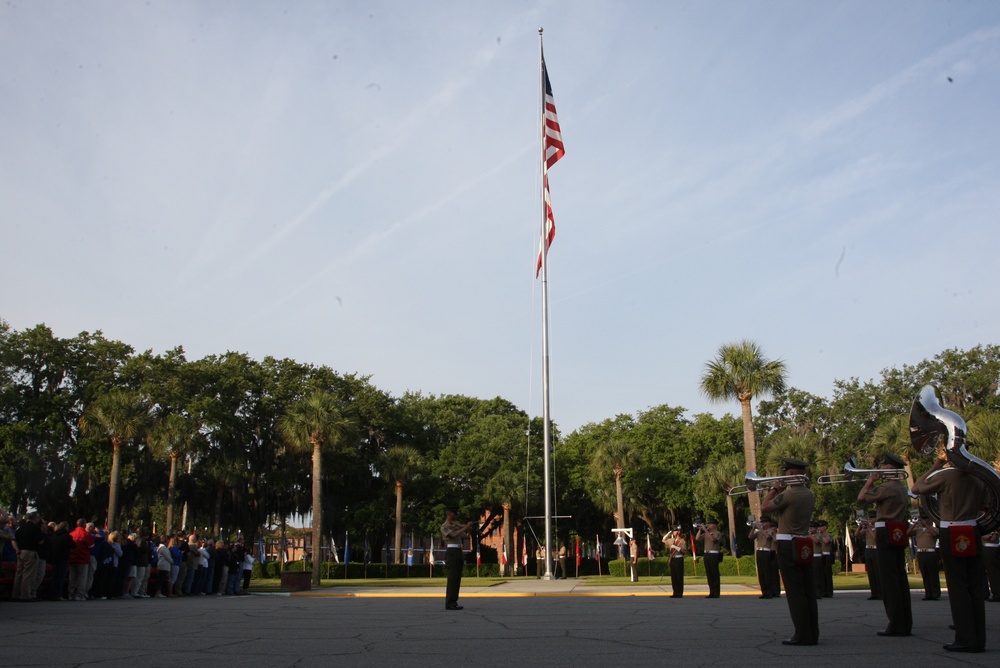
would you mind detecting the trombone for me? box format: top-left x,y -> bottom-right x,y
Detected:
728,471 -> 811,496
816,457 -> 909,485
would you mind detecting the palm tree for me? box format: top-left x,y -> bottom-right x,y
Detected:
484,468 -> 524,576
278,391 -> 355,585
701,339 -> 787,518
80,389 -> 150,531
967,412 -> 1000,469
868,414 -> 917,482
148,413 -> 201,533
695,452 -> 744,554
378,445 -> 422,564
590,439 -> 640,558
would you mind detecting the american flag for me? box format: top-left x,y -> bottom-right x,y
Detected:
536,51 -> 565,277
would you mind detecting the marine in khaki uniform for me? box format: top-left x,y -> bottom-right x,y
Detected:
761,458 -> 818,646
858,453 -> 912,637
907,512 -> 940,600
912,458 -> 989,652
695,520 -> 723,598
982,529 -> 1000,602
440,508 -> 476,610
860,514 -> 881,599
663,527 -> 686,598
817,520 -> 834,597
748,517 -> 775,598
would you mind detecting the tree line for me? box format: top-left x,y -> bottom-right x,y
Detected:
3,319 -> 999,566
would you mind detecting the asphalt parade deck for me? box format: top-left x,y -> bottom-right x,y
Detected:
4,581 -> 995,667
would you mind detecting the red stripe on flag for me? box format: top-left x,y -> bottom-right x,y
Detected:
536,54 -> 564,277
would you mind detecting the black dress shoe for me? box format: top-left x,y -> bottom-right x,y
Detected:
877,630 -> 911,637
781,639 -> 816,646
445,605 -> 463,610
943,643 -> 984,653
758,595 -> 771,599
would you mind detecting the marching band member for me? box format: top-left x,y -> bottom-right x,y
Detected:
858,452 -> 912,637
983,529 -> 1000,602
907,511 -> 940,600
912,457 -> 988,652
749,517 -> 775,599
664,527 -> 686,598
695,519 -> 722,598
817,520 -> 834,597
859,512 -> 881,600
761,458 -> 818,646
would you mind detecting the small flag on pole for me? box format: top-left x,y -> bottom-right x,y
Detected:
575,536 -> 581,568
536,49 -> 566,277
595,535 -> 602,561
331,537 -> 340,564
343,533 -> 350,565
647,534 -> 654,561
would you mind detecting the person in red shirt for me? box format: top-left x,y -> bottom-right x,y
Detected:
68,519 -> 94,601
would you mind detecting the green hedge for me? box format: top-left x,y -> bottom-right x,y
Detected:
606,557 -> 843,577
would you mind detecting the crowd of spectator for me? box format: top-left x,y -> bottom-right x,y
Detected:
1,510 -> 257,602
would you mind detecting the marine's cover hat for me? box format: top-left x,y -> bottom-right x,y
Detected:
880,452 -> 905,468
782,457 -> 809,470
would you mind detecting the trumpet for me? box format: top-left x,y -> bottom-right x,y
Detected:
728,471 -> 810,496
816,457 -> 910,485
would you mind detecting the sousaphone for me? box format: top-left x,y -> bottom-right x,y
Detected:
909,384 -> 1000,533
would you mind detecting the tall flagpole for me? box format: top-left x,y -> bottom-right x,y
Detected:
538,27 -> 555,581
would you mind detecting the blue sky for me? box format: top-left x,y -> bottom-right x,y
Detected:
3,1 -> 999,434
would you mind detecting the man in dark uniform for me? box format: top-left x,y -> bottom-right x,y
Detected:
696,520 -> 723,598
912,457 -> 989,652
761,458 -> 818,646
440,508 -> 476,611
858,453 -> 912,637
907,511 -> 940,600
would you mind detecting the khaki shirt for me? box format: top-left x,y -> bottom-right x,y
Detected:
702,528 -> 722,552
912,524 -> 937,550
440,520 -> 465,545
751,527 -> 773,550
862,479 -> 909,522
917,467 -> 987,522
770,485 -> 815,535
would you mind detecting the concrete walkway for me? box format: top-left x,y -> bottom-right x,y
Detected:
4,582 -> 995,667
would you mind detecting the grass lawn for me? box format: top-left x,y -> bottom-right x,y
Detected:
246,570 -> 935,592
